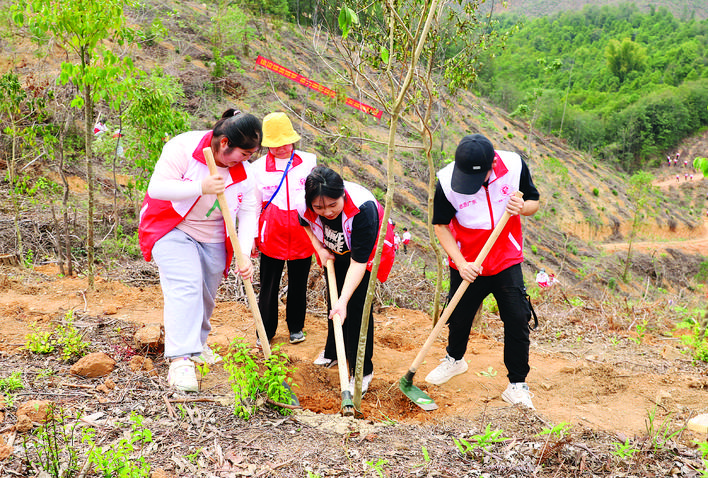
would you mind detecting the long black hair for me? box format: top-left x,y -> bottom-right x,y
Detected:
304,166 -> 345,210
213,108 -> 262,151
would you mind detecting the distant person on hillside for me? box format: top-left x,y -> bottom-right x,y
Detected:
535,268 -> 549,287
138,109 -> 262,392
298,166 -> 395,396
684,159 -> 688,168
394,231 -> 402,252
674,157 -> 678,167
402,227 -> 411,253
667,155 -> 672,167
676,174 -> 680,183
426,133 -> 540,409
685,172 -> 689,181
252,112 -> 316,346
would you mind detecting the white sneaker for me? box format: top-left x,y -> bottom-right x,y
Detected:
313,350 -> 337,367
349,373 -> 373,395
424,355 -> 468,385
191,345 -> 222,365
168,358 -> 198,392
501,382 -> 535,409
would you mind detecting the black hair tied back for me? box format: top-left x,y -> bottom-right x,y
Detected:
221,108 -> 242,119
213,109 -> 262,151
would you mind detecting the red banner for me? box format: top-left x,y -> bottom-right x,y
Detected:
255,55 -> 383,120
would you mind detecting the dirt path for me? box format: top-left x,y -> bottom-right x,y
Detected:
2,266 -> 707,440
653,171 -> 705,189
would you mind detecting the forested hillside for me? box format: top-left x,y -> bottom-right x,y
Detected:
477,3 -> 708,170
498,0 -> 707,20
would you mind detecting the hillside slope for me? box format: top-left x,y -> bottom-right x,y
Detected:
496,0 -> 707,20
2,0 -> 706,295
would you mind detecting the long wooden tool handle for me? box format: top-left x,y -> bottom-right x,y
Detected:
203,147 -> 272,358
326,260 -> 352,395
406,191 -> 524,375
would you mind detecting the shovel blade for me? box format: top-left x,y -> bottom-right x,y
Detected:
284,381 -> 300,407
399,377 -> 438,411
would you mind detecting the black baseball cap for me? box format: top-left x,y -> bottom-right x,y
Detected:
451,134 -> 495,194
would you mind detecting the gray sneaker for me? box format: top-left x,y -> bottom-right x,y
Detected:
289,331 -> 306,344
501,382 -> 535,409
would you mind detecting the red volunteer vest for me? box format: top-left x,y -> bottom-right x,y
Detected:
437,151 -> 524,276
299,182 -> 395,282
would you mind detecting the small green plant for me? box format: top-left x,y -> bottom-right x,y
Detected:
195,362 -> 210,379
23,248 -> 35,268
676,312 -> 708,363
55,311 -> 90,361
644,406 -> 683,453
592,187 -> 599,196
22,405 -> 84,478
0,371 -> 24,392
611,439 -> 640,459
476,366 -> 497,377
223,339 -> 297,419
24,311 -> 89,361
454,424 -> 508,459
568,296 -> 584,308
630,319 -> 649,344
364,458 -> 388,477
306,471 -> 323,478
537,422 -> 571,440
608,277 -> 617,290
25,323 -> 56,354
530,244 -> 538,254
87,412 -> 153,477
695,440 -> 708,477
185,447 -> 202,464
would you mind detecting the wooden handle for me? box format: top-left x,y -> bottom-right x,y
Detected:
407,191 -> 524,374
203,147 -> 271,358
326,260 -> 351,394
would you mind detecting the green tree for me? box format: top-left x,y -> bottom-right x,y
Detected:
605,38 -> 647,84
122,72 -> 190,209
15,0 -> 136,287
323,0 -> 510,406
0,72 -> 48,263
622,171 -> 654,282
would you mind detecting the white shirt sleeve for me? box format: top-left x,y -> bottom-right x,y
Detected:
147,142 -> 203,200
235,176 -> 259,255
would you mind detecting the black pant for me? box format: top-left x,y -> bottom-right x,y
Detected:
258,253 -> 312,341
446,263 -> 531,383
323,257 -> 374,376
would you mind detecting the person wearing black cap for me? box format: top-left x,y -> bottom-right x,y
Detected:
425,133 -> 540,409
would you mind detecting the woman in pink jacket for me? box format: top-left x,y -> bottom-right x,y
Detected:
252,113 -> 316,345
138,109 -> 262,392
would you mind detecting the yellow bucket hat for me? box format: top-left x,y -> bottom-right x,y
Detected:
261,112 -> 301,148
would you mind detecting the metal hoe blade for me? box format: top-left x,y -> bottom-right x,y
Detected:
399,377 -> 438,411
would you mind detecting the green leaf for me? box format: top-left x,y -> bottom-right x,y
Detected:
338,6 -> 358,39
380,46 -> 389,64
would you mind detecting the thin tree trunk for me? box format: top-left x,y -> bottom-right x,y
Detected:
85,81 -> 95,288
10,132 -> 23,264
57,116 -> 73,276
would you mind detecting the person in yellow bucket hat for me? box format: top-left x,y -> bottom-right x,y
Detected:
251,112 -> 317,346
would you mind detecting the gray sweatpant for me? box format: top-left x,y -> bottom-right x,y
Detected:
152,228 -> 226,359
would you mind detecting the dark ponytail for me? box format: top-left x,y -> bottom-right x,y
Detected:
213,109 -> 262,151
305,166 -> 345,210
